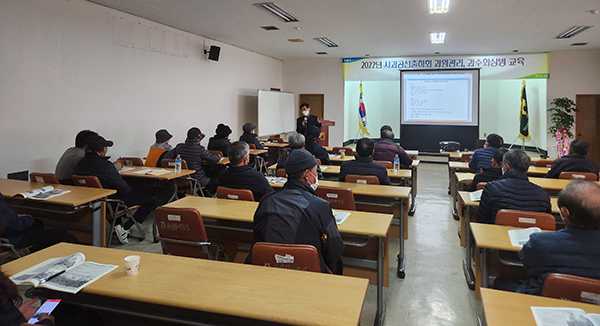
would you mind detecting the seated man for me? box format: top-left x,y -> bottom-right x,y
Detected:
251,149 -> 344,274
545,139 -> 600,179
373,129 -> 413,167
55,130 -> 98,184
469,133 -> 502,172
208,123 -> 232,157
165,127 -> 222,194
304,126 -> 331,165
339,138 -> 392,185
151,129 -> 173,151
517,180 -> 600,295
145,129 -> 172,167
239,123 -> 265,150
276,132 -> 324,179
73,135 -> 159,244
468,148 -> 507,191
218,141 -> 274,201
476,149 -> 551,224
0,193 -> 79,253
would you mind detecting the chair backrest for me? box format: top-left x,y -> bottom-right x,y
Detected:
161,158 -> 189,169
559,171 -> 599,181
541,273 -> 600,304
144,148 -> 167,167
476,182 -> 487,190
248,143 -> 257,150
345,174 -> 380,185
460,153 -> 473,162
251,242 -> 321,273
276,168 -> 286,177
30,173 -> 60,184
316,158 -> 322,165
315,186 -> 355,210
208,150 -> 223,158
72,175 -> 103,189
534,159 -> 554,167
332,147 -> 353,156
495,209 -> 556,231
268,136 -> 284,143
374,160 -> 393,169
120,157 -> 144,166
216,186 -> 255,202
154,207 -> 211,259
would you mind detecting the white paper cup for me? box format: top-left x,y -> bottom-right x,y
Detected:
124,255 -> 141,275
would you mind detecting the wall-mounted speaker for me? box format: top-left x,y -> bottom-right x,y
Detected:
205,45 -> 221,61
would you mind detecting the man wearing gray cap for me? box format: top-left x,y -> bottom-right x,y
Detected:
251,149 -> 344,274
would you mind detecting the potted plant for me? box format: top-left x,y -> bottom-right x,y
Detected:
547,97 -> 577,157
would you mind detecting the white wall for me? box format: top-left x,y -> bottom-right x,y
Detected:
547,50 -> 600,157
0,0 -> 282,177
282,58 -> 344,146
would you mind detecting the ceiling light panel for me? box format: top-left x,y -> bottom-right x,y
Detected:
314,37 -> 338,47
254,2 -> 298,23
555,26 -> 593,39
430,32 -> 446,44
429,0 -> 450,14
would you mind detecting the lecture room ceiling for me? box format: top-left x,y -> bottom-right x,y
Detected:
89,0 -> 600,60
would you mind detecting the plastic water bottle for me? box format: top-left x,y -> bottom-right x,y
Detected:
174,154 -> 182,174
393,154 -> 400,172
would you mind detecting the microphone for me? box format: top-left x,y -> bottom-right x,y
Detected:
304,116 -> 308,123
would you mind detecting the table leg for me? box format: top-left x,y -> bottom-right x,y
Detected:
91,201 -> 103,247
397,198 -> 406,279
374,236 -> 386,326
475,245 -> 482,300
462,209 -> 475,290
452,170 -> 459,220
408,167 -> 417,216
448,164 -> 452,194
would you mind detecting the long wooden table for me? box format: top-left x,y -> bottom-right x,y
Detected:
3,243 -> 369,326
269,179 -> 411,281
0,178 -> 115,247
481,288 -> 600,326
457,191 -> 559,294
164,196 -> 391,326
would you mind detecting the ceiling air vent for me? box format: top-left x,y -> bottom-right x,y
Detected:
261,26 -> 279,31
555,26 -> 592,39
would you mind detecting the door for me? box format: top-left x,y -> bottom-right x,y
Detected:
299,94 -> 324,118
575,95 -> 600,163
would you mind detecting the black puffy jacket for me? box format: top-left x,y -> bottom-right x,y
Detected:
476,171 -> 551,224
73,154 -> 133,197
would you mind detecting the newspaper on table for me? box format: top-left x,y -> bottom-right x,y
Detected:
266,177 -> 287,184
332,211 -> 351,225
531,306 -> 600,326
469,189 -> 483,202
10,253 -> 118,294
508,227 -> 542,247
14,186 -> 71,200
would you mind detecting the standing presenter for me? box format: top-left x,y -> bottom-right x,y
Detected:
296,103 -> 323,136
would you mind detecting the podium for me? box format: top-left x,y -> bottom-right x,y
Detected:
318,120 -> 335,146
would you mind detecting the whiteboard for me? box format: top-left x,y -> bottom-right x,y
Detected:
258,90 -> 296,136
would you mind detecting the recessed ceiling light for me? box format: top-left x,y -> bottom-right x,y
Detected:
254,2 -> 299,23
365,54 -> 370,57
287,38 -> 304,42
260,26 -> 279,31
314,37 -> 338,47
570,42 -> 588,46
513,49 -> 519,52
429,0 -> 450,14
316,52 -> 328,55
555,26 -> 593,39
430,32 -> 446,44
435,51 -> 440,55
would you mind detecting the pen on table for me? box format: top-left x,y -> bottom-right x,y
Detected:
40,270 -> 66,284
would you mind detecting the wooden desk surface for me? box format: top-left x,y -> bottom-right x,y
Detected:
3,243 -> 368,326
470,223 -> 538,252
0,178 -> 115,207
445,151 -> 474,159
321,166 -> 412,179
324,147 -> 418,157
260,142 -> 288,148
456,172 -> 476,183
481,288 -> 600,326
448,161 -> 472,170
119,166 -> 195,181
269,180 -> 411,199
458,191 -> 559,214
449,162 -> 550,176
164,196 -> 393,238
249,149 -> 268,155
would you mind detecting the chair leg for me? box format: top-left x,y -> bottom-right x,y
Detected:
122,204 -> 145,240
106,202 -> 119,248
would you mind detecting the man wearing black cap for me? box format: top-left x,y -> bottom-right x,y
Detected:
218,141 -> 274,201
73,135 -> 159,244
239,122 -> 265,150
339,138 -> 392,185
251,149 -> 344,274
208,123 -> 232,157
165,127 -> 222,194
304,125 -> 331,165
151,129 -> 173,151
296,103 -> 323,136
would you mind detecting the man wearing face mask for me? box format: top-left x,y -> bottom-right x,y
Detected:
476,149 -> 551,224
250,149 -> 344,274
296,103 -> 323,136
